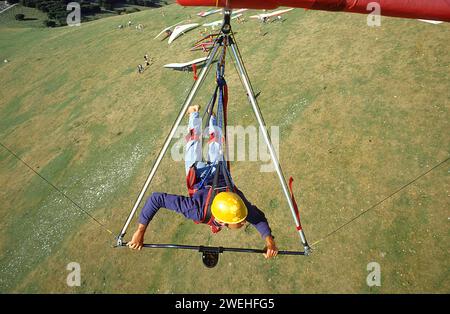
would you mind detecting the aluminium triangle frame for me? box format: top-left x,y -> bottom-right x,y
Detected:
116,10 -> 311,256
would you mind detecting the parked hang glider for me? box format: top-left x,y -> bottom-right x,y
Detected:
418,19 -> 444,25
203,13 -> 242,27
197,8 -> 222,17
164,56 -> 209,71
250,8 -> 294,21
168,23 -> 200,44
154,21 -> 185,40
177,0 -> 450,22
191,33 -> 220,52
193,33 -> 220,45
191,41 -> 215,52
221,8 -> 248,15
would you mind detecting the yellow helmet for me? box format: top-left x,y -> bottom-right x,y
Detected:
211,191 -> 248,224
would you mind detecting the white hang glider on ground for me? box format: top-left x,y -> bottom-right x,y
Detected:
203,14 -> 243,28
164,57 -> 210,71
0,2 -> 18,14
168,23 -> 200,44
250,8 -> 295,22
197,8 -> 222,17
221,8 -> 248,15
154,21 -> 186,40
418,19 -> 443,24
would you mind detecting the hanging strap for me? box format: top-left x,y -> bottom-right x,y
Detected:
220,160 -> 233,190
196,45 -> 236,224
288,177 -> 303,231
199,159 -> 236,224
216,48 -> 230,171
221,159 -> 235,191
201,48 -> 230,169
202,85 -> 219,124
202,161 -> 221,223
222,81 -> 230,170
196,162 -> 214,190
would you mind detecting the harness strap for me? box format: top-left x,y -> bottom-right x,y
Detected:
202,187 -> 214,223
186,166 -> 197,197
197,163 -> 214,190
208,132 -> 218,144
220,160 -> 235,192
185,128 -> 200,142
201,160 -> 233,224
191,45 -> 236,232
202,85 -> 219,124
217,74 -> 230,171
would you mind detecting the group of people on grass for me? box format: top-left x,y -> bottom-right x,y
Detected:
137,54 -> 153,74
118,20 -> 144,31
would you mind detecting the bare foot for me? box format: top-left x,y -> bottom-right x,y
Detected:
205,105 -> 215,117
187,105 -> 200,115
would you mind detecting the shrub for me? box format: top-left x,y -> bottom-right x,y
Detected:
48,8 -> 67,20
20,0 -> 36,8
100,0 -> 116,10
81,3 -> 101,15
58,18 -> 67,26
43,19 -> 56,27
126,7 -> 140,13
15,13 -> 25,20
91,4 -> 101,14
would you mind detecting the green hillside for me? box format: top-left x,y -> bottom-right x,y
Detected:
0,4 -> 48,28
0,4 -> 449,293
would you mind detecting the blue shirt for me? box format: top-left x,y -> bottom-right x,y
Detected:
138,188 -> 273,239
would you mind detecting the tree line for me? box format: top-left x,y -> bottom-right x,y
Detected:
9,0 -> 167,27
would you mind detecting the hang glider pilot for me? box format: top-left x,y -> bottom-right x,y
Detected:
127,105 -> 279,259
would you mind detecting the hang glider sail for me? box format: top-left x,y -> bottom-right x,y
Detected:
203,13 -> 242,27
193,33 -> 220,45
191,33 -> 219,52
197,8 -> 222,17
164,57 -> 209,70
168,23 -> 200,44
222,8 -> 248,15
250,8 -> 294,21
418,19 -> 444,25
154,21 -> 185,40
177,0 -> 450,22
191,41 -> 215,52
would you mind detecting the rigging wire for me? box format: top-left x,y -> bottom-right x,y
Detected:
311,156 -> 450,247
230,31 -> 259,101
0,141 -> 114,236
227,31 -> 256,103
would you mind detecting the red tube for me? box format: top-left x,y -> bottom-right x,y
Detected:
176,0 -> 450,22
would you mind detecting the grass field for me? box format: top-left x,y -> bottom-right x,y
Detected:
0,4 -> 449,293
